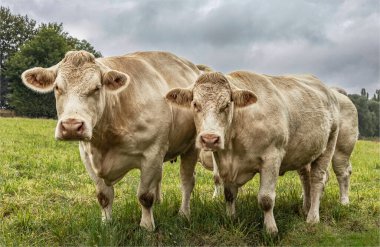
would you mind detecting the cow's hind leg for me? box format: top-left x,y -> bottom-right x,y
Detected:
307,126 -> 339,224
179,147 -> 198,219
224,184 -> 238,217
332,151 -> 352,205
297,165 -> 311,215
79,144 -> 114,222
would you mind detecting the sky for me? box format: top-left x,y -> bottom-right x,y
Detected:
2,0 -> 379,94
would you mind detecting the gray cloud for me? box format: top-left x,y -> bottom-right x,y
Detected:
2,0 -> 379,94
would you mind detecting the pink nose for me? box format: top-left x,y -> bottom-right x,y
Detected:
200,134 -> 220,145
60,118 -> 85,138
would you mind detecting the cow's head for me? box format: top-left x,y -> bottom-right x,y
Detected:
166,72 -> 257,151
21,50 -> 130,141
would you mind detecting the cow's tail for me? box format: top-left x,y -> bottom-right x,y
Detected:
196,64 -> 213,73
331,87 -> 348,96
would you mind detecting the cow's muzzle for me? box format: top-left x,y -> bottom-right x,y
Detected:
56,118 -> 90,140
199,133 -> 222,151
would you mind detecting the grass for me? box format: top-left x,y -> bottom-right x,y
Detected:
0,117 -> 379,246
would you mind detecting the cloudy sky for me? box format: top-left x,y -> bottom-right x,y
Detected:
2,0 -> 379,94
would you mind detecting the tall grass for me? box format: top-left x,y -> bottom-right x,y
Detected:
0,118 -> 379,246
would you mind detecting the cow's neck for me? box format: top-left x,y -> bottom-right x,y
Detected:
90,91 -> 136,150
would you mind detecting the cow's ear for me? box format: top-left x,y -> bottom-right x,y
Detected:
21,66 -> 58,93
232,89 -> 257,107
102,69 -> 130,93
165,88 -> 193,107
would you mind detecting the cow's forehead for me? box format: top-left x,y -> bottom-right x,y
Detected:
58,66 -> 100,88
193,72 -> 231,96
193,83 -> 231,106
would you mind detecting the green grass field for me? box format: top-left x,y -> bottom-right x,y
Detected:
0,117 -> 379,246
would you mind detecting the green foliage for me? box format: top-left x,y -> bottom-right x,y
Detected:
0,6 -> 37,106
1,8 -> 102,111
0,117 -> 379,246
0,6 -> 36,67
349,89 -> 380,138
3,22 -> 102,118
4,26 -> 69,118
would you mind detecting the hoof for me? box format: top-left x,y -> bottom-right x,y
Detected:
306,214 -> 320,224
140,220 -> 155,232
265,225 -> 278,236
340,197 -> 349,205
179,208 -> 190,221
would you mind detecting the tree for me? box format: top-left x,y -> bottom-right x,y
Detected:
0,6 -> 36,107
368,100 -> 380,137
39,22 -> 102,58
349,89 -> 380,138
4,24 -> 102,118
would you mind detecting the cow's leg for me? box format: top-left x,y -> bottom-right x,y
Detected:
213,174 -> 223,198
258,155 -> 281,235
79,144 -> 114,222
179,147 -> 198,219
224,184 -> 238,217
332,151 -> 352,205
138,161 -> 163,231
212,153 -> 223,198
155,178 -> 163,204
307,128 -> 339,224
297,165 -> 311,215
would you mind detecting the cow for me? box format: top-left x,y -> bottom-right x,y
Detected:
21,50 -> 201,231
200,88 -> 358,212
196,63 -> 358,212
166,71 -> 341,234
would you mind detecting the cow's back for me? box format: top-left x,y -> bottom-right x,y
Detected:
227,71 -> 339,172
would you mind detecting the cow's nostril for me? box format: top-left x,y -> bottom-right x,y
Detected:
213,136 -> 220,144
76,122 -> 84,132
60,122 -> 66,131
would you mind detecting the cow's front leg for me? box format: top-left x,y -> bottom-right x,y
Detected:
258,155 -> 280,235
224,184 -> 238,217
179,147 -> 198,219
79,143 -> 114,222
138,163 -> 163,231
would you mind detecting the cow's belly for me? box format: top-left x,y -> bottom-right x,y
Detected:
280,125 -> 331,173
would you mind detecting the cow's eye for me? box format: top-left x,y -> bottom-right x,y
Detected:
54,85 -> 63,95
220,102 -> 230,112
192,102 -> 201,112
89,85 -> 101,95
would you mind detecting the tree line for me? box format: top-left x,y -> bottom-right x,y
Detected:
348,89 -> 379,138
0,6 -> 101,117
0,7 -> 378,138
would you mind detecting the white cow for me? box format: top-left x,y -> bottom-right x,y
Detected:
166,71 -> 341,234
21,50 -> 201,231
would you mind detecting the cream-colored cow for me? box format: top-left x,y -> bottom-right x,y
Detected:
166,71 -> 341,234
22,50 -> 201,231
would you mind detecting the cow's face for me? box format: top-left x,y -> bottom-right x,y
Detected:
166,72 -> 257,151
21,51 -> 130,141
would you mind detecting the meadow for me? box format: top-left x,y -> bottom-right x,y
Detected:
0,117 -> 379,246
